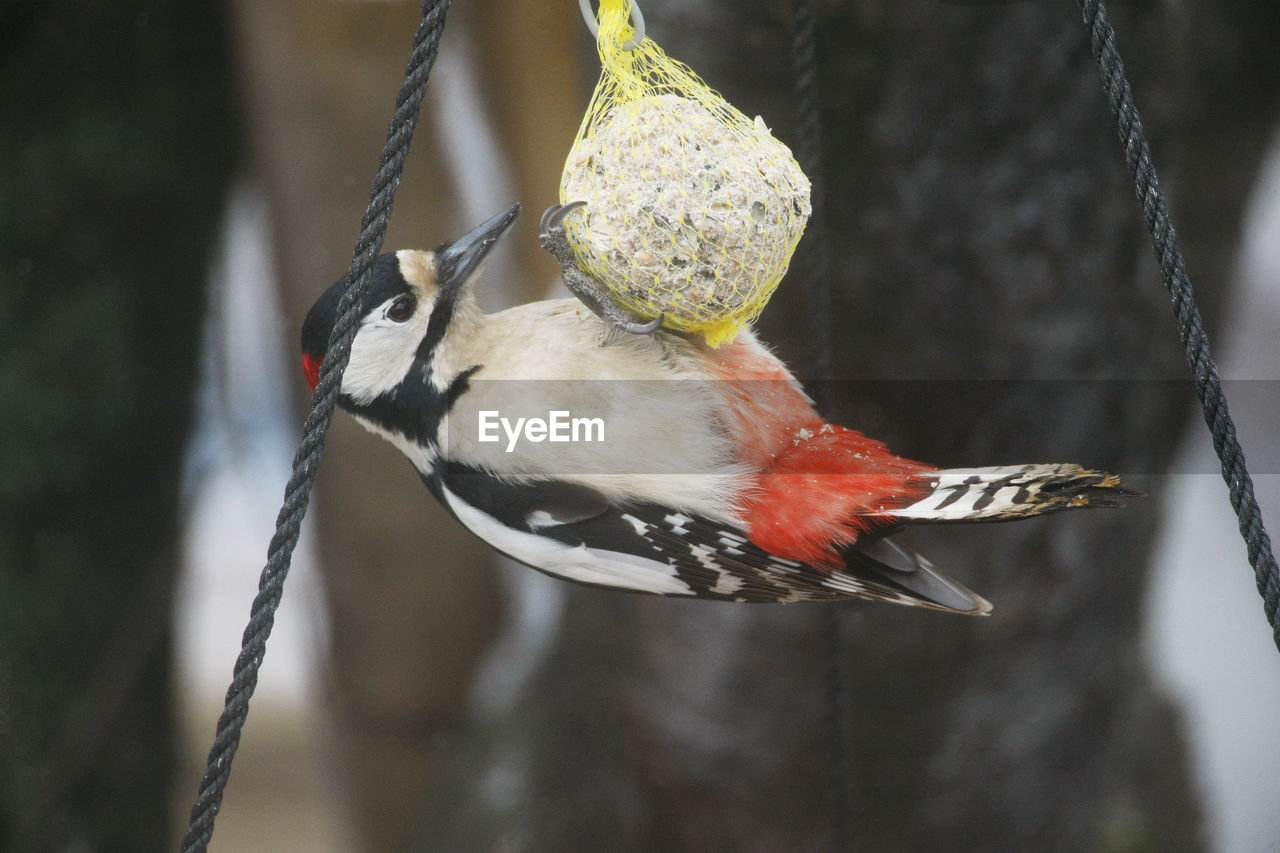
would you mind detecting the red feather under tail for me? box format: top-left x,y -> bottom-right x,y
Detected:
702,333 -> 935,568
742,424 -> 936,567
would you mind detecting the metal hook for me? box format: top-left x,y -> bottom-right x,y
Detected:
577,0 -> 645,51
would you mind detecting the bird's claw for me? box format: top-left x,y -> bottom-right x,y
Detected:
538,202 -> 665,337
537,202 -> 584,270
618,313 -> 664,335
538,200 -> 587,236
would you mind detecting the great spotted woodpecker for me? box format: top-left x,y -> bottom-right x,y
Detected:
301,203 -> 1134,613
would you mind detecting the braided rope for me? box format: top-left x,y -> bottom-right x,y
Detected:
789,0 -> 833,386
179,3 -> 453,849
787,3 -> 851,850
1079,0 -> 1280,652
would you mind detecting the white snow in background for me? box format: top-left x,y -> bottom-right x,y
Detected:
1145,130 -> 1280,853
174,182 -> 329,705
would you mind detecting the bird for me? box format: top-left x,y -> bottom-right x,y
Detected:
300,202 -> 1135,614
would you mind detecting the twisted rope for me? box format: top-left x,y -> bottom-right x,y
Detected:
787,2 -> 851,850
179,3 -> 453,849
789,0 -> 833,387
1079,0 -> 1280,652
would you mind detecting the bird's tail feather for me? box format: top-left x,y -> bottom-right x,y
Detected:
882,463 -> 1138,523
834,535 -> 993,614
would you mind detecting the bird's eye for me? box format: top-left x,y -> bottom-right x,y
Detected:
386,295 -> 416,323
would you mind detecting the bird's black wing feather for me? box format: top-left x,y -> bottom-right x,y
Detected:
435,463 -> 990,611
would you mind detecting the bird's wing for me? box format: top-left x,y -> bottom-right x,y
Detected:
430,463 -> 990,612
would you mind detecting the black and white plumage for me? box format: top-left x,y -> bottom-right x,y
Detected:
430,462 -> 981,609
301,204 -> 1136,614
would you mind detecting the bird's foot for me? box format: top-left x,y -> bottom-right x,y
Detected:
538,202 -> 664,336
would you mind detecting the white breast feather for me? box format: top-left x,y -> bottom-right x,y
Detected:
440,300 -> 752,525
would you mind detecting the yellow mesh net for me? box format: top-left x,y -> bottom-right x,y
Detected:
559,0 -> 811,347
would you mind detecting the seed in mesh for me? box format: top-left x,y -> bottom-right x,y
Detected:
561,94 -> 812,327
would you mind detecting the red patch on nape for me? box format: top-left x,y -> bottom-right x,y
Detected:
742,425 -> 937,569
302,352 -> 322,392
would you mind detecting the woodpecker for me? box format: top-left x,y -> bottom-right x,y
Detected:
301,203 -> 1134,614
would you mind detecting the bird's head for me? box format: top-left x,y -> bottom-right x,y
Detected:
301,203 -> 520,404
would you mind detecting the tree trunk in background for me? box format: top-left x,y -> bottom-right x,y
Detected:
413,2 -> 1280,851
0,3 -> 237,850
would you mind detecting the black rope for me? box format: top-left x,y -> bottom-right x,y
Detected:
179,3 -> 453,849
1078,0 -> 1280,653
789,0 -> 833,387
788,2 -> 850,850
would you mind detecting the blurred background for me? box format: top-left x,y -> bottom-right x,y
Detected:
2,1 -> 1278,850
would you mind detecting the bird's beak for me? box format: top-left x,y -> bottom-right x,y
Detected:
435,203 -> 521,292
